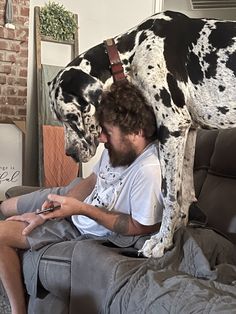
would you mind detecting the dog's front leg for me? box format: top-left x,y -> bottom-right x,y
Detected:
140,121 -> 191,258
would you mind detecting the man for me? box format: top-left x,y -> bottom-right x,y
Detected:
0,81 -> 163,314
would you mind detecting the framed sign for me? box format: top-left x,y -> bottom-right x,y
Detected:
0,123 -> 23,200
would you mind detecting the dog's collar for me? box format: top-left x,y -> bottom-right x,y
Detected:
104,38 -> 127,83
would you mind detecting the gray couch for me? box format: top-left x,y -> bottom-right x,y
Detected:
5,128 -> 236,313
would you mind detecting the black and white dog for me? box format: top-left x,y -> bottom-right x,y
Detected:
48,11 -> 236,258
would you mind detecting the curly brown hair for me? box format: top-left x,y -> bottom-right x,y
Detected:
95,81 -> 157,142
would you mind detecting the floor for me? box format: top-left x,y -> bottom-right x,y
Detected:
0,295 -> 11,314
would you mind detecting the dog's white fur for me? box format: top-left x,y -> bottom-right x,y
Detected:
48,11 -> 236,257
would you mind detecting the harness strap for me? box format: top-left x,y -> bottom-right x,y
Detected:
104,38 -> 127,83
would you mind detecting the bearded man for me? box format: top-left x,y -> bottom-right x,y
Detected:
0,81 -> 163,314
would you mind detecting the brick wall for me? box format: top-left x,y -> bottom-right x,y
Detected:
0,0 -> 29,122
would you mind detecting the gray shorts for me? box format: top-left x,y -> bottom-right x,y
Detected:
17,178 -> 82,250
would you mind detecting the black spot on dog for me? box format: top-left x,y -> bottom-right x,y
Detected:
128,54 -> 134,65
139,31 -> 148,45
218,85 -> 225,92
69,122 -> 86,138
160,88 -> 171,107
54,87 -> 59,101
60,69 -> 99,109
62,91 -> 73,103
137,19 -> 156,32
187,52 -> 204,84
117,30 -> 137,53
209,22 -> 236,49
158,125 -> 170,144
83,45 -> 111,83
171,130 -> 181,137
204,52 -> 218,79
226,51 -> 236,76
154,93 -> 160,101
151,11 -> 205,83
217,106 -> 229,114
148,65 -> 154,70
161,177 -> 167,197
88,88 -> 103,107
167,73 -> 185,108
66,113 -> 78,122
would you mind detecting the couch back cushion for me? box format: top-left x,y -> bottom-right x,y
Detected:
194,128 -> 236,244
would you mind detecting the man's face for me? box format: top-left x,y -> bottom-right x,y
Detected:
99,123 -> 138,167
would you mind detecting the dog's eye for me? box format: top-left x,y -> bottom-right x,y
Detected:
82,104 -> 91,113
66,113 -> 78,122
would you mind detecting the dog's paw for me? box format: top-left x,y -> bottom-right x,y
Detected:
139,237 -> 159,258
139,234 -> 172,258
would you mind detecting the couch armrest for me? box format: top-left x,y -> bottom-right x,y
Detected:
5,186 -> 41,199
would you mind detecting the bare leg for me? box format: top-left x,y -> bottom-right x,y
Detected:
0,220 -> 29,314
0,196 -> 19,217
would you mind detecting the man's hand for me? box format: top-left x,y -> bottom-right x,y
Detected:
38,194 -> 82,220
6,212 -> 46,236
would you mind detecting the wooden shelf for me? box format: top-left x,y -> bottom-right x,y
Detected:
40,35 -> 76,45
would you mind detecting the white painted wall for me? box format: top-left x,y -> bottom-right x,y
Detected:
25,0 -> 163,184
163,0 -> 236,19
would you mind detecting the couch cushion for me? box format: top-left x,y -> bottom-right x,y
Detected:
69,239 -> 146,314
22,240 -> 77,300
194,128 -> 236,244
38,241 -> 77,299
197,175 -> 236,243
193,129 -> 218,198
209,128 -> 236,177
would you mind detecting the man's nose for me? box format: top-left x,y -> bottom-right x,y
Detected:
98,131 -> 107,143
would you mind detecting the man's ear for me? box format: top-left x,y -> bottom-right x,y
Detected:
129,130 -> 143,142
141,129 -> 145,137
137,129 -> 144,137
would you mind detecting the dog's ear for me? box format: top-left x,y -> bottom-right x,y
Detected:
59,68 -> 103,108
83,82 -> 103,107
60,68 -> 98,96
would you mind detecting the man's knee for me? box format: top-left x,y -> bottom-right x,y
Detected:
0,197 -> 19,217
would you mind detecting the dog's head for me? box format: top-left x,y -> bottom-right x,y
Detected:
48,67 -> 103,163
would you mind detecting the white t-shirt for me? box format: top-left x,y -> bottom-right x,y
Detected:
72,143 -> 163,236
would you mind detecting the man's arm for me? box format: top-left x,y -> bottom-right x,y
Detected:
66,172 -> 97,201
40,194 -> 160,236
78,203 -> 160,235
6,173 -> 97,235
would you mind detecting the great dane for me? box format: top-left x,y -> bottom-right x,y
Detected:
48,11 -> 236,258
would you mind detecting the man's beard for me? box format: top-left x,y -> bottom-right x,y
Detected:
105,140 -> 138,167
